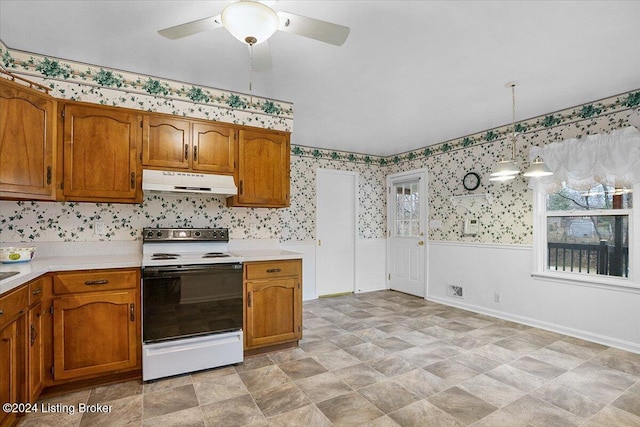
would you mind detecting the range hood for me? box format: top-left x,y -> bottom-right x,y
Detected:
142,170 -> 237,197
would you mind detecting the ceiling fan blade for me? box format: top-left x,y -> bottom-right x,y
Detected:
277,11 -> 350,46
158,15 -> 223,40
250,41 -> 273,72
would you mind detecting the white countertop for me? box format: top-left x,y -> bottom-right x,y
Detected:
0,247 -> 302,295
230,249 -> 302,262
0,254 -> 143,294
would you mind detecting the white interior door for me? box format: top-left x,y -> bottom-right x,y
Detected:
387,169 -> 427,297
316,169 -> 356,296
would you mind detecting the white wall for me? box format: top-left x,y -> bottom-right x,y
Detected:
281,241 -> 316,301
286,238 -> 388,300
427,241 -> 640,353
356,238 -> 387,293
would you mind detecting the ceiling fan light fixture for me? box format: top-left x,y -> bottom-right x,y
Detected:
221,1 -> 279,45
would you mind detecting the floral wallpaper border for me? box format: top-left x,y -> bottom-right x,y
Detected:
0,40 -> 293,131
289,90 -> 639,165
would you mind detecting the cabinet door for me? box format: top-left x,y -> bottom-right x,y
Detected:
28,302 -> 44,403
0,78 -> 55,200
245,278 -> 301,349
142,115 -> 190,169
53,290 -> 138,380
0,318 -> 24,427
191,122 -> 235,173
230,129 -> 290,207
63,104 -> 141,202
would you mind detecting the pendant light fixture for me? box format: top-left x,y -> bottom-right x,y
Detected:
489,82 -> 553,182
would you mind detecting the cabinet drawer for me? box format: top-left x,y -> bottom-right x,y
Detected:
28,277 -> 46,305
245,260 -> 300,280
0,285 -> 28,329
53,269 -> 138,294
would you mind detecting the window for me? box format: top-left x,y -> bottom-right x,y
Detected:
530,126 -> 640,286
393,180 -> 420,237
545,184 -> 632,278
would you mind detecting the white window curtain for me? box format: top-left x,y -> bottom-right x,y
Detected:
528,126 -> 640,194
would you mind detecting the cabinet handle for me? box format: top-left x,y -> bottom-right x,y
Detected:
185,145 -> 189,160
247,292 -> 252,308
193,146 -> 198,161
30,323 -> 37,346
0,310 -> 3,316
130,172 -> 136,189
32,288 -> 42,296
239,180 -> 243,195
266,268 -> 281,273
47,166 -> 52,185
130,303 -> 135,322
85,279 -> 109,286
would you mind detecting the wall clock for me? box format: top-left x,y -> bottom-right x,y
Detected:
463,172 -> 480,191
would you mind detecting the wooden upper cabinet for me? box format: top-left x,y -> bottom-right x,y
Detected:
142,115 -> 190,169
192,122 -> 235,173
0,77 -> 56,200
143,114 -> 235,174
228,129 -> 290,208
63,103 -> 142,203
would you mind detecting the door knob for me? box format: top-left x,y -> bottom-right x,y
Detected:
418,241 -> 425,246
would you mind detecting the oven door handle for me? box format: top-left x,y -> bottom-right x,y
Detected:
143,264 -> 242,277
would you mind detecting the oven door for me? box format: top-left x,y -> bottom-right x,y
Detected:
142,263 -> 243,344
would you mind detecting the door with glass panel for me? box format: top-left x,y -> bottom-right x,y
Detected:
387,170 -> 427,297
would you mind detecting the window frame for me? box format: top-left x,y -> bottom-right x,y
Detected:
392,179 -> 421,238
532,183 -> 640,289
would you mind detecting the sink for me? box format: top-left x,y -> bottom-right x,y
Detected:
0,271 -> 20,281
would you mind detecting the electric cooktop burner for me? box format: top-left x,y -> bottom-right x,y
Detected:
151,253 -> 181,260
203,252 -> 230,258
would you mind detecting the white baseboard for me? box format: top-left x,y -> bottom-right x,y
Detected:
428,295 -> 640,355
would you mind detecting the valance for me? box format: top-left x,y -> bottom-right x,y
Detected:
528,126 -> 640,194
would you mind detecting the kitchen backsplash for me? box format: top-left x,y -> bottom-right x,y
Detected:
1,41 -> 639,245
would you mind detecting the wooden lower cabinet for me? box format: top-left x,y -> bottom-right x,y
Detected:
0,286 -> 28,427
27,302 -> 44,403
52,269 -> 140,381
244,259 -> 302,351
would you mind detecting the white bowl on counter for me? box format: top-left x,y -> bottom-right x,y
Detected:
0,247 -> 37,263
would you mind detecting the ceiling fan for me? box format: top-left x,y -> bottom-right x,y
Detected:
158,0 -> 350,72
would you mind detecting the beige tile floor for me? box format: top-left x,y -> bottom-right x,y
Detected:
18,290 -> 640,426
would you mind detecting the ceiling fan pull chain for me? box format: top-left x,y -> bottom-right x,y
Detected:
248,43 -> 254,104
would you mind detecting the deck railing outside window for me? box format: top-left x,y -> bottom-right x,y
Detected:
548,241 -> 629,277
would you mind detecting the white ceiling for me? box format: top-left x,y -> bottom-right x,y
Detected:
1,1 -> 639,156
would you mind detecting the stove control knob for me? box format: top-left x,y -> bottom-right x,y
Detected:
146,231 -> 154,238
194,231 -> 201,237
156,231 -> 163,237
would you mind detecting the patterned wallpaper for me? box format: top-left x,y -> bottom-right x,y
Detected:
0,41 -> 639,245
389,92 -> 640,245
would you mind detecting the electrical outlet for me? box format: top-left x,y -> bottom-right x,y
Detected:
494,292 -> 501,303
94,221 -> 106,236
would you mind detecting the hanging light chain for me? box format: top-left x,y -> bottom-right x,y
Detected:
248,43 -> 254,103
510,83 -> 517,161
